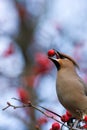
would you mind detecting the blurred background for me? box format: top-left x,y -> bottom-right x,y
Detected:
0,0 -> 87,130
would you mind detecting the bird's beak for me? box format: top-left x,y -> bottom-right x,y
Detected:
53,49 -> 64,59
48,56 -> 60,70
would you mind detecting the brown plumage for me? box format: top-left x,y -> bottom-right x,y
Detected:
49,50 -> 87,119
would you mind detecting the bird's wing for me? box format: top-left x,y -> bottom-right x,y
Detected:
78,78 -> 87,96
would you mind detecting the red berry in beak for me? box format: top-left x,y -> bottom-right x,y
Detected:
47,49 -> 55,57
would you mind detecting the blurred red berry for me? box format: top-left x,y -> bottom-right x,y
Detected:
48,49 -> 55,57
35,53 -> 53,74
84,116 -> 87,122
66,110 -> 72,118
17,88 -> 29,103
37,117 -> 48,126
83,124 -> 87,129
51,122 -> 60,130
3,43 -> 15,57
61,114 -> 70,122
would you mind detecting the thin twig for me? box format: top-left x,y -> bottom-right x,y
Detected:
2,98 -> 82,130
38,105 -> 61,117
2,101 -> 31,111
2,99 -> 70,129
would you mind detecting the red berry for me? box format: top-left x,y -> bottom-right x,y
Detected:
84,116 -> 87,122
66,110 -> 72,117
35,52 -> 53,74
48,49 -> 55,57
83,124 -> 87,129
61,114 -> 70,122
17,88 -> 29,103
37,117 -> 48,125
52,122 -> 60,130
3,43 -> 15,57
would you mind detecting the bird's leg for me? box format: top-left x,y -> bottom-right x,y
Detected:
67,118 -> 76,127
71,119 -> 81,130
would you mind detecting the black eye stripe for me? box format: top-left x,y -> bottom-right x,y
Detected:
55,51 -> 79,69
56,51 -> 64,59
60,55 -> 65,59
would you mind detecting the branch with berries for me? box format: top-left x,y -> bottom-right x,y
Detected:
2,98 -> 87,130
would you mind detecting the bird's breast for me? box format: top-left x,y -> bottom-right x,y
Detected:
56,73 -> 80,108
56,72 -> 87,119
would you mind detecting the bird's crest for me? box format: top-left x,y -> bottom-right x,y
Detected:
54,49 -> 79,69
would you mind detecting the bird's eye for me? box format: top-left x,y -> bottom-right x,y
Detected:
60,55 -> 65,59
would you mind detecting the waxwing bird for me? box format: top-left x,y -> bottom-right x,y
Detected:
48,50 -> 87,119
